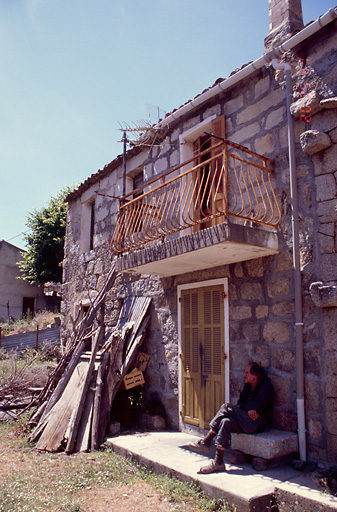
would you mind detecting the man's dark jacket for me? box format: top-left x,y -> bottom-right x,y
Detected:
237,377 -> 274,426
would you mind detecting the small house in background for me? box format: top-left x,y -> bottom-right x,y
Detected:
61,0 -> 337,465
0,240 -> 49,322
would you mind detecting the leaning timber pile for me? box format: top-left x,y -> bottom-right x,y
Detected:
27,263 -> 151,453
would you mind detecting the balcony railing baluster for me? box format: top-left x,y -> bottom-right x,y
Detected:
110,141 -> 281,254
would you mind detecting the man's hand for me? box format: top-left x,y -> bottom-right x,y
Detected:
248,409 -> 259,421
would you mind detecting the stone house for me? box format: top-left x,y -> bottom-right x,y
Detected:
0,240 -> 48,322
62,0 -> 337,464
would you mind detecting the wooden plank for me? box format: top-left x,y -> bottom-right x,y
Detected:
76,371 -> 96,452
65,324 -> 104,454
116,297 -> 151,359
35,360 -> 88,452
30,293 -> 151,453
96,336 -> 124,446
38,337 -> 87,422
97,315 -> 150,446
28,339 -> 89,443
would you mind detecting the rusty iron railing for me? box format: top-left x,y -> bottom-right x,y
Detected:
110,140 -> 281,254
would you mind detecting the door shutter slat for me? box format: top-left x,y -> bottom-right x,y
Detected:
192,327 -> 199,373
213,327 -> 222,375
191,292 -> 198,325
184,327 -> 191,371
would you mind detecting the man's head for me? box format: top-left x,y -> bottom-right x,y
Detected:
244,362 -> 267,388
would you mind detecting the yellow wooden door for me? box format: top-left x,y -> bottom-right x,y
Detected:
181,284 -> 225,429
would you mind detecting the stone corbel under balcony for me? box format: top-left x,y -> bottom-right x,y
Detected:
300,129 -> 332,154
309,281 -> 337,307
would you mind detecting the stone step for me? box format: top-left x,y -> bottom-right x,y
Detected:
275,472 -> 337,512
231,428 -> 298,459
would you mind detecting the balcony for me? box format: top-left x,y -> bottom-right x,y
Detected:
110,140 -> 281,277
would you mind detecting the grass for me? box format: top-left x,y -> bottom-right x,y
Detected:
0,420 -> 232,512
0,314 -> 232,511
0,311 -> 60,396
0,310 -> 61,336
318,465 -> 337,496
0,346 -> 57,401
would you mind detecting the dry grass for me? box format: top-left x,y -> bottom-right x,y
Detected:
0,310 -> 61,336
0,421 -> 232,512
0,317 -> 232,511
0,347 -> 57,420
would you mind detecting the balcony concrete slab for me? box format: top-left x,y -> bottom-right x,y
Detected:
116,220 -> 278,277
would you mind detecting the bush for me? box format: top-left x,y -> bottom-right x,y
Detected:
319,465 -> 337,496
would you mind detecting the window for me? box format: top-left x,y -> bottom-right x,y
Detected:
22,297 -> 35,318
123,167 -> 144,237
80,197 -> 96,253
180,115 -> 226,232
89,201 -> 95,251
133,172 -> 144,198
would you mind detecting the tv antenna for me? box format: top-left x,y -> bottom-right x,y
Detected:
117,105 -> 166,196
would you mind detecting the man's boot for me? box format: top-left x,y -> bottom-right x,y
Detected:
199,446 -> 226,474
188,430 -> 216,453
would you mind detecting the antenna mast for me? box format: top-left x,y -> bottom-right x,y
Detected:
117,105 -> 166,197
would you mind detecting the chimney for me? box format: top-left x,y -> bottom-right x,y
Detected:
264,0 -> 304,51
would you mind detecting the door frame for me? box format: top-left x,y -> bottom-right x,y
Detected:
177,278 -> 229,432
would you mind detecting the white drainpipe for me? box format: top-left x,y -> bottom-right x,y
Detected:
156,7 -> 337,131
154,6 -> 337,462
272,58 -> 306,462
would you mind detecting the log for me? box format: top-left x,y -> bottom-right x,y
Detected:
96,334 -> 125,445
76,372 -> 96,452
91,351 -> 109,450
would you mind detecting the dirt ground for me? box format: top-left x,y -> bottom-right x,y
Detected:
78,482 -> 180,512
0,427 -> 202,512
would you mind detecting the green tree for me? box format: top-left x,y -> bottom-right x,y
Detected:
18,187 -> 72,285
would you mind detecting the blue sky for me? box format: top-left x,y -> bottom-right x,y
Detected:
1,0 -> 335,249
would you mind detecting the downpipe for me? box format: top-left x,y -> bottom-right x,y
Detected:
156,7 -> 337,131
272,59 -> 306,462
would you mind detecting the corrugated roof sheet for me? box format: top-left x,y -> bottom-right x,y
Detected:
1,327 -> 60,351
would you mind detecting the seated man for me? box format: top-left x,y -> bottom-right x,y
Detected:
189,362 -> 274,474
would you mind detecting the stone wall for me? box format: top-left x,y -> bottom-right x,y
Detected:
62,21 -> 337,463
0,241 -> 47,321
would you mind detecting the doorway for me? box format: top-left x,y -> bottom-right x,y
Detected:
178,278 -> 229,430
22,297 -> 35,318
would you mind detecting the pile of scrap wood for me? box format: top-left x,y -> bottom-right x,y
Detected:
27,263 -> 151,453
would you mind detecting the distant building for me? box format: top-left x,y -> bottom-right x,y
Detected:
0,240 -> 48,321
62,0 -> 337,464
